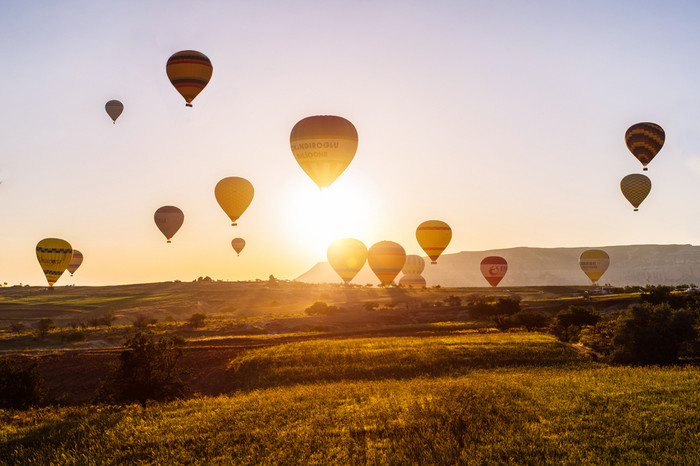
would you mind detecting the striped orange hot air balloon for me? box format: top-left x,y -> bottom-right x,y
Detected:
368,241 -> 406,286
402,254 -> 425,276
290,115 -> 358,188
232,238 -> 246,256
154,206 -> 184,243
67,250 -> 83,276
416,220 -> 452,264
579,249 -> 609,285
105,100 -> 123,123
327,238 -> 368,284
625,122 -> 664,170
215,177 -> 254,226
166,50 -> 213,107
480,256 -> 508,287
399,274 -> 426,288
620,174 -> 651,211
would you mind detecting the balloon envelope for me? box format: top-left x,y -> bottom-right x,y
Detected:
290,115 -> 358,188
154,206 -> 184,242
416,220 -> 452,264
67,249 -> 83,276
402,254 -> 426,275
327,238 -> 368,284
368,241 -> 406,286
215,177 -> 254,226
625,122 -> 664,170
232,238 -> 246,256
480,256 -> 508,287
36,238 -> 72,286
105,100 -> 123,123
166,50 -> 213,107
399,274 -> 426,288
579,249 -> 610,285
620,174 -> 651,210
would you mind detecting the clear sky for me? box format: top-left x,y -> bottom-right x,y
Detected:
2,0 -> 700,286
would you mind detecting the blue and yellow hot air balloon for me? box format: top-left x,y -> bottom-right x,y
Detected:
36,238 -> 72,286
166,50 -> 213,107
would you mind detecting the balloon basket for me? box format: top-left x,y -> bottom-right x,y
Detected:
643,167 -> 648,171
186,103 -> 193,107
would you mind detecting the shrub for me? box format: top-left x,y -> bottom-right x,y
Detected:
96,332 -> 188,407
35,318 -> 55,338
188,313 -> 206,328
512,311 -> 551,331
0,359 -> 46,409
444,295 -> 462,307
554,306 -> 602,342
611,303 -> 697,365
304,302 -> 343,316
493,315 -> 513,332
640,285 -> 684,308
60,330 -> 86,342
494,297 -> 521,315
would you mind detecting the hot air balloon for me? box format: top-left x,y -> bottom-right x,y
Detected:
480,256 -> 508,287
215,177 -> 254,226
166,50 -> 213,107
36,238 -> 72,287
327,238 -> 368,284
232,238 -> 246,256
416,220 -> 452,264
154,206 -> 184,243
625,122 -> 665,170
368,241 -> 406,286
105,100 -> 123,123
620,174 -> 651,211
67,250 -> 83,276
290,115 -> 358,188
402,254 -> 426,276
579,249 -> 609,285
399,274 -> 426,288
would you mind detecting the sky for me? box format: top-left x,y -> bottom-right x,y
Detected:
3,0 -> 700,286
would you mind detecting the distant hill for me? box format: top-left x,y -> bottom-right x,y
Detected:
295,244 -> 700,287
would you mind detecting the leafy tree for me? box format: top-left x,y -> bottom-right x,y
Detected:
493,315 -> 513,332
0,359 -> 46,409
611,303 -> 696,365
640,285 -> 684,308
304,302 -> 342,316
188,313 -> 206,328
444,295 -> 462,307
35,318 -> 55,338
554,306 -> 602,342
96,332 -> 189,407
512,311 -> 551,331
494,297 -> 521,315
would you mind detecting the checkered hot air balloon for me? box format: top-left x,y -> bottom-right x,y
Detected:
36,238 -> 72,287
154,206 -> 184,243
166,50 -> 213,107
67,250 -> 83,276
215,177 -> 254,226
620,174 -> 651,211
625,122 -> 664,170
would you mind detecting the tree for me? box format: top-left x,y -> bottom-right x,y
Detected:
611,303 -> 696,365
554,306 -> 602,342
444,295 -> 462,307
512,311 -> 552,331
0,359 -> 46,409
35,318 -> 55,338
304,302 -> 342,315
96,332 -> 189,406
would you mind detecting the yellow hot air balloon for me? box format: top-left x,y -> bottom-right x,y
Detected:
232,238 -> 246,256
67,249 -> 83,276
625,122 -> 664,171
36,238 -> 72,286
620,174 -> 651,211
154,206 -> 184,243
402,254 -> 426,276
416,220 -> 452,264
327,238 -> 368,284
166,50 -> 213,107
215,177 -> 254,226
368,241 -> 406,286
105,100 -> 123,123
399,274 -> 426,288
579,249 -> 610,285
290,115 -> 358,188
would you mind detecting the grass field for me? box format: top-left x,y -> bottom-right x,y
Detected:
2,332 -> 699,464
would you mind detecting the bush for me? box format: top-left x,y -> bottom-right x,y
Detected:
188,313 -> 206,328
470,296 -> 521,319
35,318 -> 56,338
495,297 -> 521,315
512,311 -> 551,331
304,302 -> 343,316
0,359 -> 46,409
493,315 -> 513,332
554,306 -> 602,342
444,295 -> 462,307
96,332 -> 189,406
640,285 -> 685,308
611,303 -> 697,365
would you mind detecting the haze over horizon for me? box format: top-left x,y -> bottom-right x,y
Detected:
3,1 -> 700,286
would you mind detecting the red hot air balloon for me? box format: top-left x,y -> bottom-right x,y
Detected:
480,256 -> 508,287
